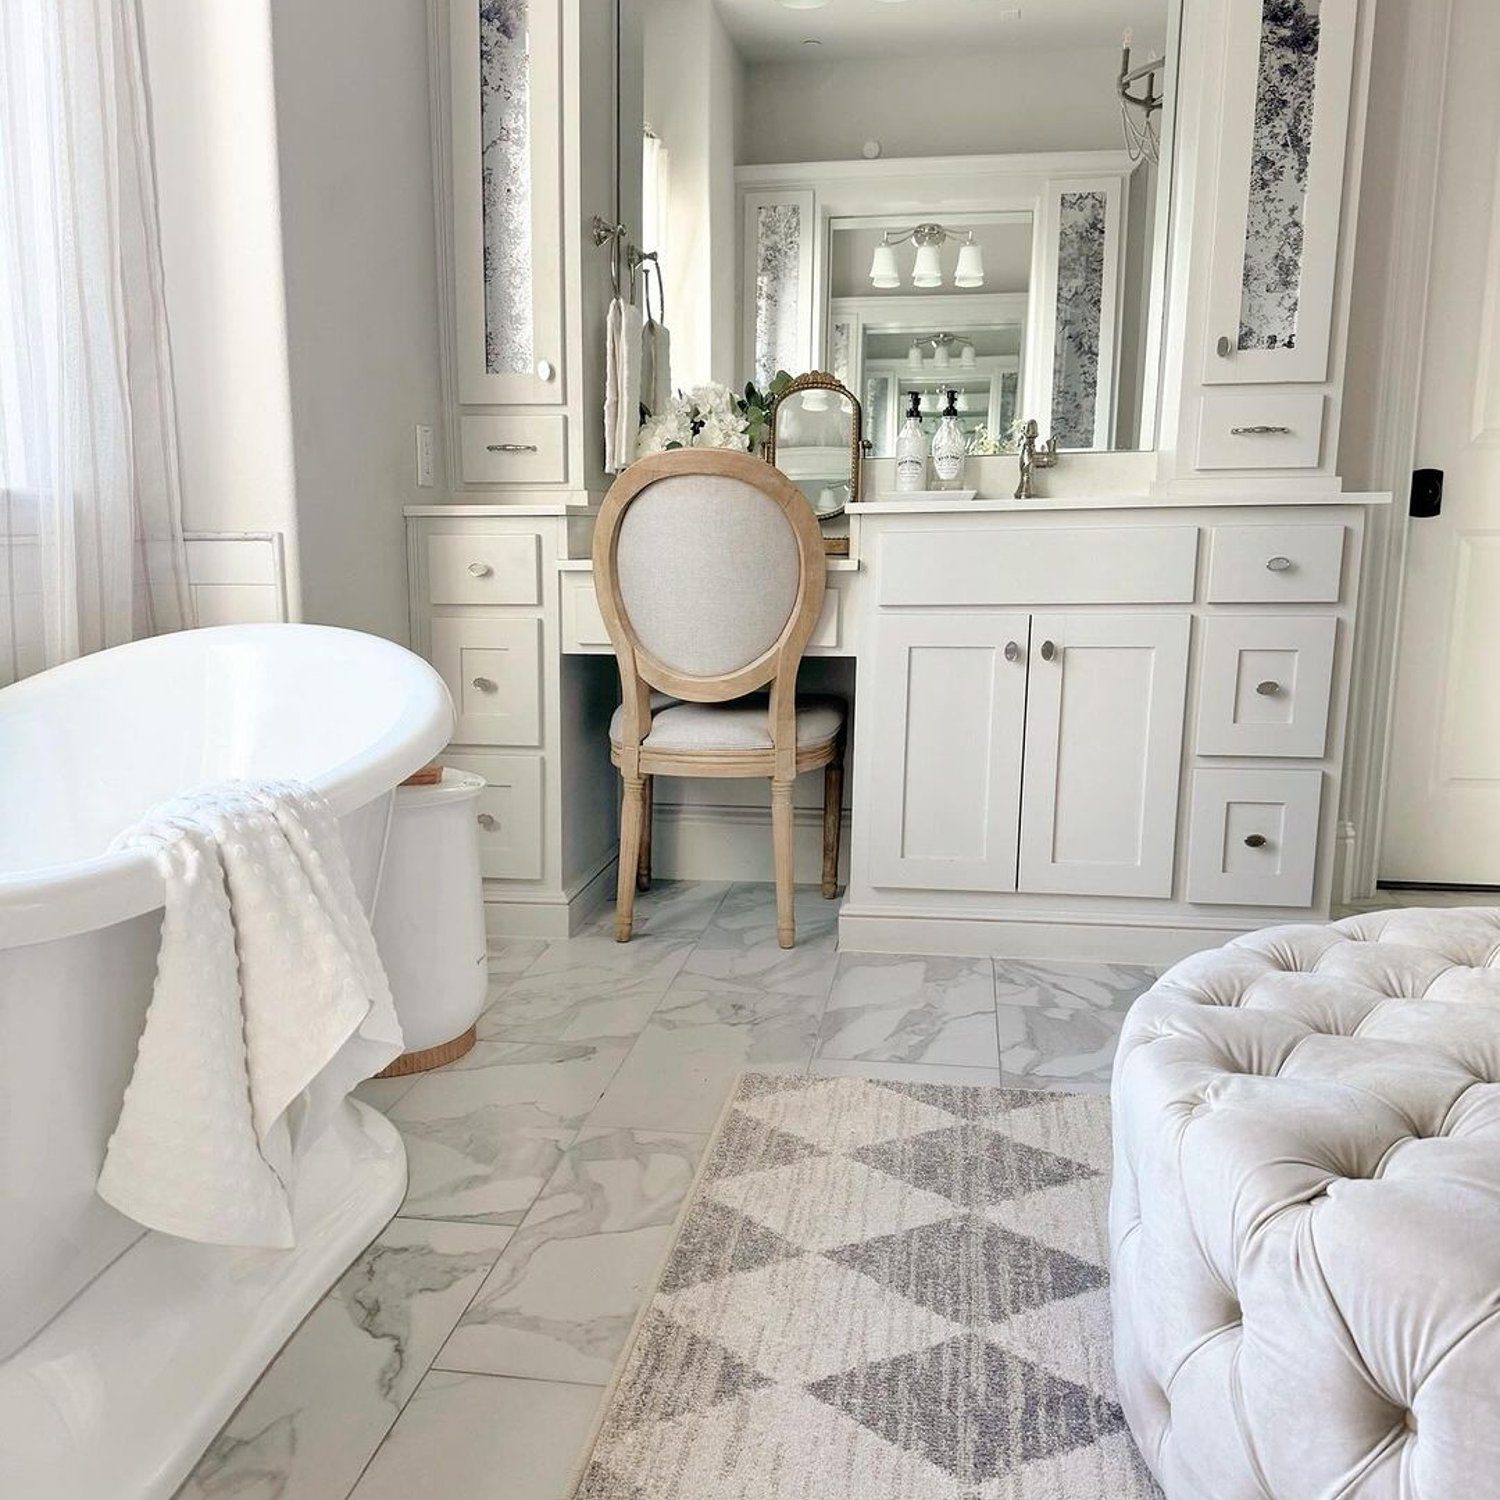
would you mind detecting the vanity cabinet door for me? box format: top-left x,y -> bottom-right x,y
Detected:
1201,0 -> 1359,386
1018,613 -> 1190,898
448,0 -> 565,407
866,614 -> 1030,892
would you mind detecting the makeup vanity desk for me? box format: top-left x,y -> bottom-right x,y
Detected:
405,487 -> 1387,963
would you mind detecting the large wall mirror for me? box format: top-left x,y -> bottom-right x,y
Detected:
634,0 -> 1176,454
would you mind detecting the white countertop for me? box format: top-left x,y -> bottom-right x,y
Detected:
404,502 -> 593,517
556,556 -> 862,571
849,490 -> 1392,514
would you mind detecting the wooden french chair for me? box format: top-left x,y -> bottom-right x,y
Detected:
592,448 -> 845,947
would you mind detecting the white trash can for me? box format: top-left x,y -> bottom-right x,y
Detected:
372,768 -> 488,1073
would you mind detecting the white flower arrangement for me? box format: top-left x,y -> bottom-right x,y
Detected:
635,383 -> 751,459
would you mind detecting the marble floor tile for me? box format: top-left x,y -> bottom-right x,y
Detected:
348,1370 -> 602,1500
180,1218 -> 510,1500
586,878 -> 733,936
436,1127 -> 703,1382
482,930 -> 697,1043
816,952 -> 1000,1068
678,882 -> 842,998
991,958 -> 1156,1013
486,938 -> 547,983
388,1039 -> 629,1223
353,1073 -> 419,1113
995,999 -> 1127,1090
588,978 -> 825,1132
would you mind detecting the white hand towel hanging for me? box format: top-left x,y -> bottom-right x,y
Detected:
605,296 -> 643,472
96,781 -> 403,1247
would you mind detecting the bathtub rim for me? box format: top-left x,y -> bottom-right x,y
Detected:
0,624 -> 455,951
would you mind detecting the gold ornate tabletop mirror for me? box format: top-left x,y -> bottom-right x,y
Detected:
766,374 -> 862,550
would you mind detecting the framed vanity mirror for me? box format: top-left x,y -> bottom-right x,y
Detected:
766,372 -> 862,517
633,0 -> 1177,456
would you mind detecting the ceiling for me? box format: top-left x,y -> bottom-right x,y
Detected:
712,0 -> 1169,64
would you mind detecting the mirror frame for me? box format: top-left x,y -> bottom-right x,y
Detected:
765,371 -> 864,515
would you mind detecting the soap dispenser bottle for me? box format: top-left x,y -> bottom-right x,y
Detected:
895,390 -> 929,493
931,388 -> 967,492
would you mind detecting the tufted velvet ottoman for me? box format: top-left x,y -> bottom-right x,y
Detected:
1109,906 -> 1500,1498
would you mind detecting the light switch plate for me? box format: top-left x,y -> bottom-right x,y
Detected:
415,424 -> 435,488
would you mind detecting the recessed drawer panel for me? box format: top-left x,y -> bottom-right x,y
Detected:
441,751 -> 544,881
879,526 -> 1198,607
431,616 -> 541,745
560,571 -> 611,651
428,533 -> 540,606
1206,523 -> 1345,603
1196,392 -> 1325,470
1187,768 -> 1322,907
460,414 -> 568,485
1196,615 -> 1336,758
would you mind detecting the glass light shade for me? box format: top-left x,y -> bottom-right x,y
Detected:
911,242 -> 943,288
960,342 -> 977,366
800,388 -> 830,411
956,389 -> 970,412
933,342 -> 951,369
954,242 -> 985,287
908,342 -> 925,369
922,389 -> 938,412
869,243 -> 900,288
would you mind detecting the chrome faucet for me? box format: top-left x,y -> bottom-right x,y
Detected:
1014,419 -> 1058,500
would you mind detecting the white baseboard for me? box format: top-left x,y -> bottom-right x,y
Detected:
649,800 -> 850,884
482,853 -> 617,941
838,904 -> 1282,966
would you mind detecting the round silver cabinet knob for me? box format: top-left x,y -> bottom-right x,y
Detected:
468,561 -> 493,578
1243,833 -> 1268,849
1255,680 -> 1281,697
1266,555 -> 1293,573
1039,639 -> 1057,662
1004,640 -> 1021,663
1216,335 -> 1234,358
477,812 -> 497,831
536,359 -> 556,382
471,676 -> 497,693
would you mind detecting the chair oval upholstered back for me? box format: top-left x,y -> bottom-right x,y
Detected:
592,449 -> 826,705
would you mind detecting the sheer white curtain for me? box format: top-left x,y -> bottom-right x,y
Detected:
0,0 -> 191,688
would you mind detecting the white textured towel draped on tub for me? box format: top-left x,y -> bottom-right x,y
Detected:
97,781 -> 403,1247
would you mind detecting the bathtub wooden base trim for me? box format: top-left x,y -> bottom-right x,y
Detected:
375,1024 -> 477,1077
0,1100 -> 406,1500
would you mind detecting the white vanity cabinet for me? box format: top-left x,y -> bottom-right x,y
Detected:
843,498 -> 1372,964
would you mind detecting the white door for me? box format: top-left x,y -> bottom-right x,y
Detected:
1381,0 -> 1500,884
1019,612 -> 1190,897
866,613 -> 1029,891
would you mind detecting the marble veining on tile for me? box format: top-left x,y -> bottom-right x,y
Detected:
679,882 -> 841,997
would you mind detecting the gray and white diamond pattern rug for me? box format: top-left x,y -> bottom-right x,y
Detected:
571,1073 -> 1161,1499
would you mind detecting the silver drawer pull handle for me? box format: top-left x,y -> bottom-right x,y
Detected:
487,442 -> 539,454
1230,425 -> 1292,436
1216,335 -> 1234,358
1004,640 -> 1022,663
477,812 -> 498,831
1265,555 -> 1293,572
1039,639 -> 1057,662
1243,833 -> 1268,849
471,676 -> 497,692
1255,680 -> 1281,697
467,561 -> 493,578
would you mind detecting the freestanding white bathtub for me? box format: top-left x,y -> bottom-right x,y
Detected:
0,624 -> 453,1499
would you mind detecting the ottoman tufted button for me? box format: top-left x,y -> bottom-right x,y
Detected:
1403,1410 -> 1418,1435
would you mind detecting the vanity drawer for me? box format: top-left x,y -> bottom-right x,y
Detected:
431,616 -> 542,745
1195,393 -> 1325,470
1187,768 -> 1322,907
441,751 -> 544,881
428,532 -> 540,606
1206,524 -> 1345,603
1196,615 -> 1336,758
879,525 -> 1198,606
460,414 -> 568,485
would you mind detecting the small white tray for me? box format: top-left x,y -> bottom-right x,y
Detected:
868,489 -> 978,504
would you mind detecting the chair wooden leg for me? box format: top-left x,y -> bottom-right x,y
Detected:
821,753 -> 843,899
771,779 -> 796,949
636,775 -> 653,893
616,775 -> 646,942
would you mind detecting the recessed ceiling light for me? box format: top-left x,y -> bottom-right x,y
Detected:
774,0 -> 831,10
801,37 -> 823,48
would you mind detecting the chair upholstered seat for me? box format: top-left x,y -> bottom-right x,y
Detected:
610,693 -> 844,752
1110,906 -> 1500,1499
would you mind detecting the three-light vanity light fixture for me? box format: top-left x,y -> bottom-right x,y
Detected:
870,224 -> 985,290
